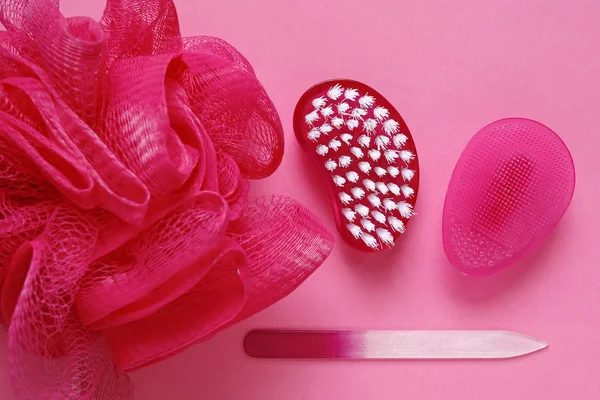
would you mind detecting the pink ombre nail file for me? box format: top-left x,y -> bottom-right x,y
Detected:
244,330 -> 548,359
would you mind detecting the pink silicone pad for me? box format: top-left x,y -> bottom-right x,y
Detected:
294,79 -> 419,252
443,118 -> 575,277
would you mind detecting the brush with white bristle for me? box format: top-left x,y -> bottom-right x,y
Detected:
297,80 -> 418,252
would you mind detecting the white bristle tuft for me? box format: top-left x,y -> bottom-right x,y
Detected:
340,133 -> 353,145
333,175 -> 346,187
312,96 -> 327,109
400,185 -> 415,198
397,201 -> 415,218
320,123 -> 333,134
359,232 -> 379,249
351,108 -> 367,120
362,179 -> 376,192
339,155 -> 352,168
305,110 -> 319,125
384,150 -> 400,163
339,192 -> 353,205
399,150 -> 415,163
346,171 -> 359,183
329,138 -> 342,151
321,106 -> 334,118
363,118 -> 377,134
375,135 -> 391,150
358,161 -> 371,174
316,145 -> 329,156
383,119 -> 400,135
387,183 -> 401,196
360,218 -> 376,232
368,149 -> 381,162
376,228 -> 394,246
374,167 -> 387,177
401,168 -> 415,181
357,135 -> 371,148
387,166 -> 400,177
383,198 -> 397,211
388,216 -> 406,233
367,193 -> 381,208
347,223 -> 362,239
347,119 -> 359,130
350,147 -> 364,158
342,208 -> 356,222
325,159 -> 337,171
332,117 -> 345,129
371,210 -> 386,224
328,84 -> 344,100
308,128 -> 321,142
393,134 -> 408,147
355,204 -> 370,217
376,182 -> 389,194
359,94 -> 376,109
351,187 -> 366,199
337,102 -> 350,115
345,88 -> 359,101
373,106 -> 389,121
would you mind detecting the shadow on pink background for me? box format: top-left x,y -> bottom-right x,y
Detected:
2,0 -> 600,398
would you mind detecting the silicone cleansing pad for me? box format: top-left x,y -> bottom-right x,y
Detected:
443,118 -> 575,277
294,79 -> 419,252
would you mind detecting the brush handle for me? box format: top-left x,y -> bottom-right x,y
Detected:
244,330 -> 548,359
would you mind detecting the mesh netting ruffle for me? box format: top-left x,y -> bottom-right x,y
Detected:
0,1 -> 334,398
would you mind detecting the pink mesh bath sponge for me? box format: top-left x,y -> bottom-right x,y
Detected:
0,1 -> 334,399
443,118 -> 575,277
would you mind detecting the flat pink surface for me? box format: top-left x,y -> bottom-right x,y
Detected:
1,0 -> 600,398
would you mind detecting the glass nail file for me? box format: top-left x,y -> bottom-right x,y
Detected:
244,330 -> 548,359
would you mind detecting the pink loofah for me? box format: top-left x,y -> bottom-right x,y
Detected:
0,1 -> 334,399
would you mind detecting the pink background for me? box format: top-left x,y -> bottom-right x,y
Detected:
2,0 -> 600,398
